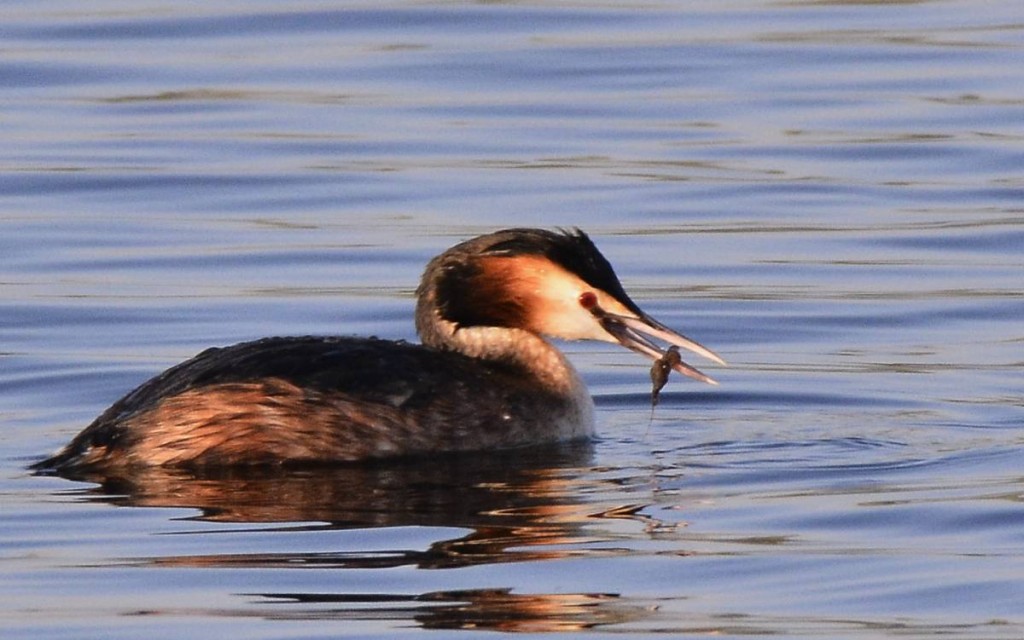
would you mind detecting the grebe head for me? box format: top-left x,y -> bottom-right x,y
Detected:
415,228 -> 724,384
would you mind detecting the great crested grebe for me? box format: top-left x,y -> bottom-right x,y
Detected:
33,228 -> 723,473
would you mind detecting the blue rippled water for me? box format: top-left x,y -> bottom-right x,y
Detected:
2,2 -> 1022,638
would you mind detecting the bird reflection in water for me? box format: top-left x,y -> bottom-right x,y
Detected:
254,589 -> 650,633
74,444 -> 665,632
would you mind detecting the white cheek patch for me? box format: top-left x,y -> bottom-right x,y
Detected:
527,267 -> 625,342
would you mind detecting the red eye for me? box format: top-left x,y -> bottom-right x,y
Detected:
578,291 -> 598,309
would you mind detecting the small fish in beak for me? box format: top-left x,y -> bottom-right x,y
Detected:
580,293 -> 724,387
650,346 -> 682,407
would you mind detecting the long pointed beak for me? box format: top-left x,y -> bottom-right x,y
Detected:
598,310 -> 725,385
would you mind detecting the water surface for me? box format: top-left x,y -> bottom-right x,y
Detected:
2,1 -> 1022,638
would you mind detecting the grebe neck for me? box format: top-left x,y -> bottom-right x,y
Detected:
413,292 -> 585,397
418,311 -> 584,397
